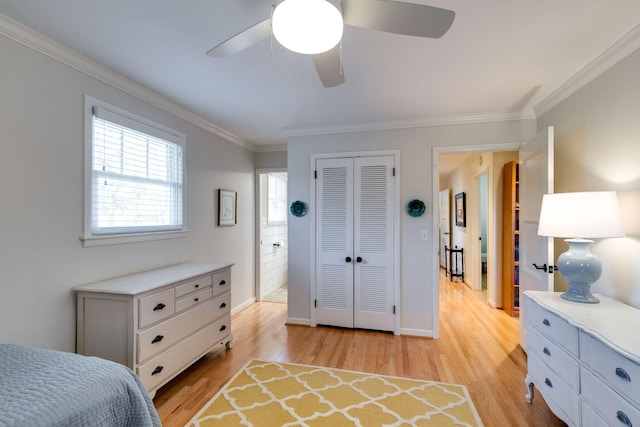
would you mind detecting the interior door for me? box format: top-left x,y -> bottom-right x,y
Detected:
439,188 -> 451,268
315,158 -> 354,328
518,126 -> 555,349
353,156 -> 395,331
315,156 -> 395,332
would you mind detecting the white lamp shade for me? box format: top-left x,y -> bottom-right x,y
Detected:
272,0 -> 344,55
537,191 -> 625,238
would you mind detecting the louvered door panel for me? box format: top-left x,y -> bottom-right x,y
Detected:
315,158 -> 354,328
354,156 -> 394,331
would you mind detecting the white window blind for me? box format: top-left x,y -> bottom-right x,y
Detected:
90,107 -> 184,236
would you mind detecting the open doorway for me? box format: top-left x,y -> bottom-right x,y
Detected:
256,170 -> 288,303
478,172 -> 488,291
434,148 -> 519,334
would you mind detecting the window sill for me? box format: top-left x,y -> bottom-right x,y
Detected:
80,230 -> 188,248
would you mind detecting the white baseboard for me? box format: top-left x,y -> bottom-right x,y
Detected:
286,317 -> 311,326
399,328 -> 434,338
231,297 -> 256,315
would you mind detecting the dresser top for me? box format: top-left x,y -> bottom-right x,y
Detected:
74,262 -> 233,295
525,291 -> 640,365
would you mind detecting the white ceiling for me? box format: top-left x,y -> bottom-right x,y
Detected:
1,1 -> 639,147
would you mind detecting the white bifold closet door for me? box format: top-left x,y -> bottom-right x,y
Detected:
315,156 -> 395,332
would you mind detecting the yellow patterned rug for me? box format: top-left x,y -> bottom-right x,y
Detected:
185,360 -> 483,426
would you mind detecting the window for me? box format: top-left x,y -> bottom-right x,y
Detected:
267,173 -> 287,225
82,98 -> 186,246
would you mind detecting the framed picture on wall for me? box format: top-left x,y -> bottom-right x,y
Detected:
218,189 -> 237,226
455,192 -> 466,227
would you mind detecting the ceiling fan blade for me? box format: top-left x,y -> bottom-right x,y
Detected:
342,0 -> 455,39
312,45 -> 345,88
206,19 -> 271,57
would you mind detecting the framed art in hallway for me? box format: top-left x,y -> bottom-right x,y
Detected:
455,192 -> 466,227
218,189 -> 237,226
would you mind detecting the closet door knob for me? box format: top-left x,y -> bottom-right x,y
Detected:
345,257 -> 352,263
356,257 -> 363,263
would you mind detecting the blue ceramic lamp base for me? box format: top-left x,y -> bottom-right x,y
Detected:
558,239 -> 601,304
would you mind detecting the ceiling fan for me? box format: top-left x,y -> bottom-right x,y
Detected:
206,0 -> 455,87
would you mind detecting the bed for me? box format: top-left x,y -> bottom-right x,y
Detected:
0,344 -> 161,427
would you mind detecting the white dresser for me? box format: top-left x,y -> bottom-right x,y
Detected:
524,291 -> 640,427
75,262 -> 233,397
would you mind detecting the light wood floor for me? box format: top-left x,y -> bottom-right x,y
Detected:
153,272 -> 566,426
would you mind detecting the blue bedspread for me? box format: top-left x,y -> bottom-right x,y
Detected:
0,344 -> 161,427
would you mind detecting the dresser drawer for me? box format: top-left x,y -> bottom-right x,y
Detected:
138,299 -> 218,362
138,289 -> 175,328
212,292 -> 231,318
528,352 -> 580,426
582,366 -> 640,427
174,274 -> 213,299
211,268 -> 231,297
580,331 -> 640,407
137,316 -> 229,392
175,287 -> 213,313
581,402 -> 608,427
527,325 -> 579,391
527,299 -> 578,357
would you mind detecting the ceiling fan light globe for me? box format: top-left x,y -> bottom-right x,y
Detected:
272,0 -> 343,55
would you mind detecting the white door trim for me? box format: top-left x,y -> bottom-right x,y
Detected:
310,150 -> 401,335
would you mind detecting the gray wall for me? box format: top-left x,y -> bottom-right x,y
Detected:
287,121 -> 535,336
0,33 -> 257,351
539,47 -> 640,308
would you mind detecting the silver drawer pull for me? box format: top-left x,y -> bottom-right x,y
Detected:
542,318 -> 551,326
617,410 -> 632,426
543,347 -> 551,356
616,367 -> 631,382
544,378 -> 553,388
151,335 -> 164,344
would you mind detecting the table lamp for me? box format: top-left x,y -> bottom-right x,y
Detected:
537,191 -> 625,303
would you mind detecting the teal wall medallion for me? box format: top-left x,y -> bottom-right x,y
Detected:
406,199 -> 426,217
290,200 -> 307,217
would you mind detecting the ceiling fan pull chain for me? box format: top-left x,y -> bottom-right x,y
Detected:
339,40 -> 343,76
270,3 -> 275,55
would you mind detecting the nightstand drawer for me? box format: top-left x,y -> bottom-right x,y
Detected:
174,275 -> 213,299
582,366 -> 640,427
138,299 -> 217,362
581,331 -> 640,407
139,289 -> 175,328
527,299 -> 578,357
211,269 -> 231,297
528,325 -> 579,390
528,352 -> 580,426
175,287 -> 213,313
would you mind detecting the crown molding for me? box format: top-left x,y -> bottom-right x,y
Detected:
0,12 -> 256,151
283,109 -> 536,138
535,24 -> 640,117
255,143 -> 288,153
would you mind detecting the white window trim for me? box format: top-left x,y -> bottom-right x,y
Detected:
81,95 -> 187,247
